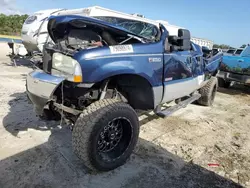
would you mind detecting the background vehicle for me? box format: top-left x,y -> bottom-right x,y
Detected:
22,6 -> 213,53
234,48 -> 244,55
191,37 -> 213,50
218,45 -> 250,87
26,15 -> 221,172
212,48 -> 223,55
21,9 -> 64,53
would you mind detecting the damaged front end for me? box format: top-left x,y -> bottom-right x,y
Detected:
26,70 -> 65,115
26,15 -> 157,121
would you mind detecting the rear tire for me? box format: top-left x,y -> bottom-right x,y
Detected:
197,77 -> 218,106
72,99 -> 139,172
218,77 -> 231,88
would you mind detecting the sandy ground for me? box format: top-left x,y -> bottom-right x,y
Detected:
0,42 -> 249,188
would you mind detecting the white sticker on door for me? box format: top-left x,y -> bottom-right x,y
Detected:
109,45 -> 134,54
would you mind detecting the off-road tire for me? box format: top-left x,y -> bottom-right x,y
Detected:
72,99 -> 139,172
218,77 -> 231,88
197,77 -> 218,106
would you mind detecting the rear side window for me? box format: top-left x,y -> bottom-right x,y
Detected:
94,16 -> 158,40
235,49 -> 243,55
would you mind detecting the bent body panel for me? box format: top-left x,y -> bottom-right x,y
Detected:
205,52 -> 223,74
74,42 -> 165,87
26,70 -> 65,114
162,76 -> 205,104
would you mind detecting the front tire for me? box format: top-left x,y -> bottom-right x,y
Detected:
72,99 -> 139,172
197,77 -> 218,106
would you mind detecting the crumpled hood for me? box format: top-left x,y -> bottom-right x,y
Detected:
47,15 -> 150,44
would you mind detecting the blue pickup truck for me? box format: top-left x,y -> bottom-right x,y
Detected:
26,15 -> 222,172
218,45 -> 250,87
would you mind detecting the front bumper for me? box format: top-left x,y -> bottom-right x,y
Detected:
217,71 -> 250,84
26,70 -> 65,115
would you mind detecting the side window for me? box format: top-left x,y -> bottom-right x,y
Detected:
235,49 -> 243,55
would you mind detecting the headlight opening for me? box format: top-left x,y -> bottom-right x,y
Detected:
52,53 -> 82,82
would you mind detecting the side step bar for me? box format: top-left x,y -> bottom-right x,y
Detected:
155,94 -> 201,118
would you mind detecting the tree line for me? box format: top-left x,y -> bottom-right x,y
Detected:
0,14 -> 28,36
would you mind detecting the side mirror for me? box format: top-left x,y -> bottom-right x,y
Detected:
168,29 -> 191,51
177,29 -> 191,51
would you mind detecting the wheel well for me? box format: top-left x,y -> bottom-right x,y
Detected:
103,74 -> 155,110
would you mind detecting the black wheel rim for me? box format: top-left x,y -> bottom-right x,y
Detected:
97,117 -> 133,161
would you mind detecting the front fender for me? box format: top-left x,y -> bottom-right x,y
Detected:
87,59 -> 155,85
74,43 -> 164,87
76,54 -> 163,87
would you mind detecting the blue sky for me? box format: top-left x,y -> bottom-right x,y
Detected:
3,0 -> 250,47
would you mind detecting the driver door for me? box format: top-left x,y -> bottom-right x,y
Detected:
161,53 -> 202,103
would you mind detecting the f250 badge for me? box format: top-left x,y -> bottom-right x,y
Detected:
149,57 -> 162,63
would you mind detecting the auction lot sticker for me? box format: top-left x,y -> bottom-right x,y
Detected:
109,45 -> 134,54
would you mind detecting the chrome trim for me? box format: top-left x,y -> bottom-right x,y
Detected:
161,75 -> 204,104
27,70 -> 65,99
77,83 -> 95,88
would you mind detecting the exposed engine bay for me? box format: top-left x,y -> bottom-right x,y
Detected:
46,17 -> 157,55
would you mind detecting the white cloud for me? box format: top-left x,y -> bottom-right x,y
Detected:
0,0 -> 22,15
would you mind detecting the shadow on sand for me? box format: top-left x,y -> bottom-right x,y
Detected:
0,92 -> 243,188
218,83 -> 250,96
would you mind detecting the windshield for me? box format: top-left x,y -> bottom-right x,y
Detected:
94,16 -> 159,40
241,46 -> 250,57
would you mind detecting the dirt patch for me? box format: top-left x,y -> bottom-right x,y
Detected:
0,43 -> 249,188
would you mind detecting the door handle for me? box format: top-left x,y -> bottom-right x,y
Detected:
238,59 -> 244,62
